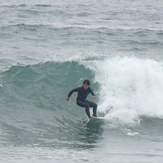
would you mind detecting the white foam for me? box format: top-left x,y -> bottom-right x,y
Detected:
87,56 -> 163,124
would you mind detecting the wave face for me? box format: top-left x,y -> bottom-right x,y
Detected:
0,62 -> 100,148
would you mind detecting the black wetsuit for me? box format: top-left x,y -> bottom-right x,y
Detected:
68,87 -> 97,118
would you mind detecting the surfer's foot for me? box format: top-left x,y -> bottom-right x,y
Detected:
92,114 -> 97,117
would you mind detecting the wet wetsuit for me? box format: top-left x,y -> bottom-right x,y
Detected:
67,87 -> 97,118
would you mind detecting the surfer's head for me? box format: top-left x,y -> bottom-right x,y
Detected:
83,80 -> 90,90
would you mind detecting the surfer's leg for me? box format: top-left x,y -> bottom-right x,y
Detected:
86,101 -> 97,117
77,100 -> 91,118
93,105 -> 97,117
85,107 -> 91,119
92,104 -> 97,117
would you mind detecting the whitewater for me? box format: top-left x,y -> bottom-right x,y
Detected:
0,0 -> 163,162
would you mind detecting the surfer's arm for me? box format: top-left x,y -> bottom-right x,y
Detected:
89,88 -> 95,96
67,87 -> 79,100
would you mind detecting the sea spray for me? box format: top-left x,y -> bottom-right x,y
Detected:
85,56 -> 163,123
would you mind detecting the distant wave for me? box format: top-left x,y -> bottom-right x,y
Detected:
1,23 -> 163,36
0,4 -> 52,8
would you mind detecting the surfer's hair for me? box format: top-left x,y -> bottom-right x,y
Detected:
83,80 -> 90,85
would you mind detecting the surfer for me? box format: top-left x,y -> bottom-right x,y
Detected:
67,80 -> 97,119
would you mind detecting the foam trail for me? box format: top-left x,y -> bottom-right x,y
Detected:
87,57 -> 163,123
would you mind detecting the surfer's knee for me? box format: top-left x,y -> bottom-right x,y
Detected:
85,103 -> 90,108
85,107 -> 89,111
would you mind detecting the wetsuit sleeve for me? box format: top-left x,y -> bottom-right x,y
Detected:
67,87 -> 79,98
89,88 -> 95,96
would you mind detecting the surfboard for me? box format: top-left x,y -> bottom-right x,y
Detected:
87,116 -> 105,123
86,116 -> 105,127
91,116 -> 105,120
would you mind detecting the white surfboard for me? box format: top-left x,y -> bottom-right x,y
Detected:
88,116 -> 105,123
91,116 -> 105,120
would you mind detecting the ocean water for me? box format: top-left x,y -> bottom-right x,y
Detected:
0,0 -> 163,162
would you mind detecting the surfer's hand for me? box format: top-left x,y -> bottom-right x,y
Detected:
66,97 -> 69,101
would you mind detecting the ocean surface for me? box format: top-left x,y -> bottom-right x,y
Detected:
0,0 -> 163,162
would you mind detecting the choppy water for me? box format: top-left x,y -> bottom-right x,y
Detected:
0,0 -> 163,162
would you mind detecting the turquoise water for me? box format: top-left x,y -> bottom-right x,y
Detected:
0,0 -> 163,162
